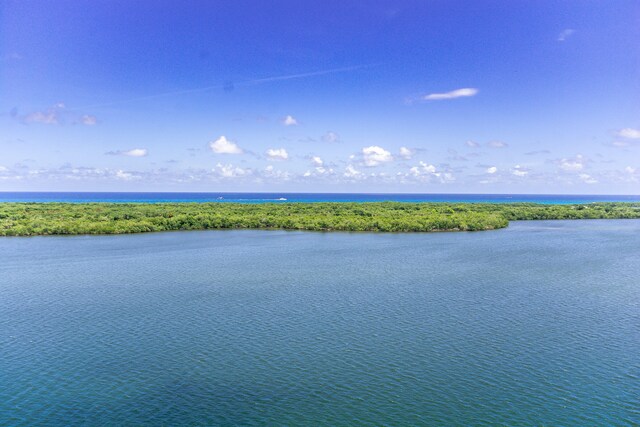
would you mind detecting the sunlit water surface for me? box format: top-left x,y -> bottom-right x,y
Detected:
1,220 -> 638,425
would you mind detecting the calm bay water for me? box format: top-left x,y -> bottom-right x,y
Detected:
1,191 -> 640,204
1,221 -> 639,425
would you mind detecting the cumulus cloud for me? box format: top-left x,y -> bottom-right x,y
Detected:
362,145 -> 393,166
486,166 -> 497,174
423,88 -> 478,101
487,140 -> 508,148
304,159 -> 335,177
399,147 -> 413,159
559,154 -> 586,171
115,170 -> 136,180
209,136 -> 243,154
617,128 -> 640,139
214,163 -> 250,178
344,164 -> 362,178
106,148 -> 148,157
81,115 -> 97,126
283,115 -> 298,126
322,131 -> 340,143
406,161 -> 454,183
625,166 -> 636,174
266,148 -> 289,160
409,161 -> 436,175
557,29 -> 575,42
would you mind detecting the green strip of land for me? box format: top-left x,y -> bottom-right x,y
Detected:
1,202 -> 639,236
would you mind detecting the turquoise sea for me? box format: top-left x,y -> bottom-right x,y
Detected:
1,191 -> 640,204
1,220 -> 639,425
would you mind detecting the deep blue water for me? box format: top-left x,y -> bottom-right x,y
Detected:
1,220 -> 639,425
1,191 -> 640,204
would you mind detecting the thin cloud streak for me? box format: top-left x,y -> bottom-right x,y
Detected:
73,65 -> 374,110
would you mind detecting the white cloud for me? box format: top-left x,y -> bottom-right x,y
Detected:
557,29 -> 575,42
612,141 -> 631,148
487,140 -> 508,148
214,163 -> 249,178
512,165 -> 528,176
266,148 -> 289,160
209,136 -> 243,154
579,173 -> 597,184
304,162 -> 335,177
0,166 -> 8,172
486,166 -> 497,174
344,164 -> 362,178
23,103 -> 67,125
362,145 -> 393,166
115,170 -> 134,180
423,88 -> 478,101
465,140 -> 480,148
322,131 -> 340,143
81,115 -> 97,125
560,154 -> 585,171
409,161 -> 437,175
107,148 -> 148,157
283,115 -> 298,126
263,164 -> 291,180
20,103 -> 100,127
617,128 -> 640,139
399,147 -> 413,159
625,166 -> 636,174
123,148 -> 148,157
405,161 -> 453,183
24,111 -> 59,125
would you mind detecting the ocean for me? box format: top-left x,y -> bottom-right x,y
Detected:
1,220 -> 638,425
1,191 -> 640,204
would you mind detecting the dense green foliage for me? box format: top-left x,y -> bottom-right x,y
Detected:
0,202 -> 638,236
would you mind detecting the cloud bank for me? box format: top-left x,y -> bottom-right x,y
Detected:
209,136 -> 243,154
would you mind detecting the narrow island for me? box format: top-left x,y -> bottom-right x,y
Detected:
1,202 -> 639,236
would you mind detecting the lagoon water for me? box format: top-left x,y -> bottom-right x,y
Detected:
1,220 -> 639,425
2,191 -> 640,204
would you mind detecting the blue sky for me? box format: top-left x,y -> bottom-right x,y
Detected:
1,1 -> 639,193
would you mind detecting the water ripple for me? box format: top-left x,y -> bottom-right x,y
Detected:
1,221 -> 639,425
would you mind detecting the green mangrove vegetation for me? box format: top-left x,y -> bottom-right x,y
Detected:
0,202 -> 639,236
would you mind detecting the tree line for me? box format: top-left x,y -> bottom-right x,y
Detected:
0,202 -> 638,236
